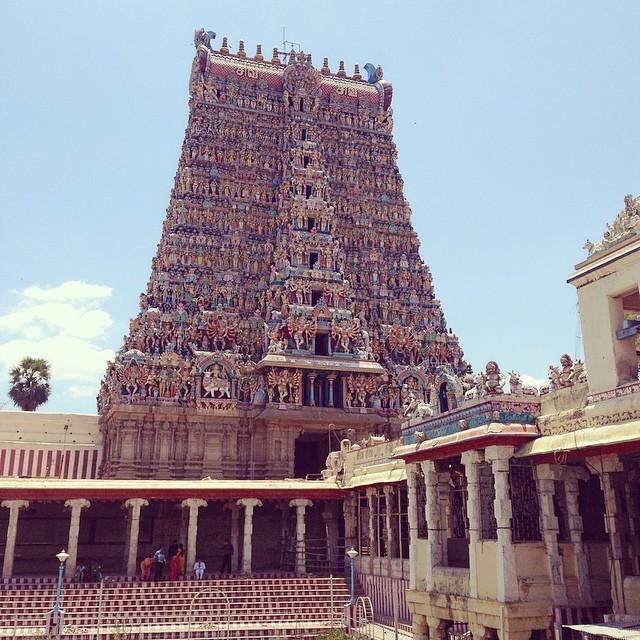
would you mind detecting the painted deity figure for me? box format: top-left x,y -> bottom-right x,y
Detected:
482,361 -> 505,395
549,354 -> 579,389
202,364 -> 230,398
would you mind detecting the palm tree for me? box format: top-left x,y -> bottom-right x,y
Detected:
8,357 -> 51,411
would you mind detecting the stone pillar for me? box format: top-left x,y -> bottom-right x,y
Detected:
535,464 -> 569,606
64,499 -> 91,579
461,450 -> 483,599
564,465 -> 593,605
181,498 -> 207,574
485,445 -> 518,602
421,460 -> 446,591
322,503 -> 340,572
308,374 -> 316,406
406,464 -> 420,590
224,503 -> 242,572
123,498 -> 149,577
327,374 -> 336,407
383,485 -> 397,564
366,487 -> 377,571
237,498 -> 262,574
1,500 -> 29,578
290,498 -> 313,574
412,614 -> 429,640
427,616 -> 447,640
343,492 -> 358,553
588,454 -> 626,614
468,622 -> 488,640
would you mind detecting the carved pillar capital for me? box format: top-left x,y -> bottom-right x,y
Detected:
65,498 -> 91,510
1,499 -> 29,511
237,497 -> 263,509
289,498 -> 313,509
124,498 -> 149,510
181,498 -> 208,510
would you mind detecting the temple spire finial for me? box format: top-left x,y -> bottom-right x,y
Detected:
321,57 -> 330,75
220,36 -> 229,55
337,60 -> 346,78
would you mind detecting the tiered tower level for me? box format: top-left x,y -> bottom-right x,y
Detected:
97,30 -> 467,480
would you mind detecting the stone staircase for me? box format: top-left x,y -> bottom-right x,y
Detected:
0,574 -> 352,639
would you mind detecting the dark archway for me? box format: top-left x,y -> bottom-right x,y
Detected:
294,432 -> 330,478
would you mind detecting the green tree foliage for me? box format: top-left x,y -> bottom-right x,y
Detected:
8,357 -> 51,411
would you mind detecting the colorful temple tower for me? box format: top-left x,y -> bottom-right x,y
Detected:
97,30 -> 466,480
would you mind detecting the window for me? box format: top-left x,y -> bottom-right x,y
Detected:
357,491 -> 370,555
314,333 -> 328,356
510,460 -> 542,542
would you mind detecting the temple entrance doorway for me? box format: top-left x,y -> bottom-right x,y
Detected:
294,432 -> 330,478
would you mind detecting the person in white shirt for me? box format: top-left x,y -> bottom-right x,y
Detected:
194,558 -> 206,579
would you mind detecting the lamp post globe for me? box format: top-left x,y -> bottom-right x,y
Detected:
346,548 -> 358,605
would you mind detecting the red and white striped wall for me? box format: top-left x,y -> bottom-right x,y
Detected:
0,446 -> 99,479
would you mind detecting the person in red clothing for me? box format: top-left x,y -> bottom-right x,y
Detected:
169,546 -> 184,580
140,555 -> 153,581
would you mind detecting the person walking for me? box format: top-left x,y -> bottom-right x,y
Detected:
153,545 -> 166,581
220,539 -> 233,575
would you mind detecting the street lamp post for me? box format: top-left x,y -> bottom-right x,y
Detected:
346,547 -> 358,606
47,549 -> 69,637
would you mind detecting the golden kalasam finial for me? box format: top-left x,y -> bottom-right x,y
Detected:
321,57 -> 330,75
220,36 -> 229,54
353,64 -> 362,81
337,60 -> 346,77
255,44 -> 264,61
237,40 -> 246,57
271,47 -> 281,65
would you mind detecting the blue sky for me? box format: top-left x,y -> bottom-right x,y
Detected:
1,2 -> 638,414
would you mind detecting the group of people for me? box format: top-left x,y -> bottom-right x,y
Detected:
73,560 -> 102,582
140,538 -> 234,581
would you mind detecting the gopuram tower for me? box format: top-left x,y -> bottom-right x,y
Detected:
97,30 -> 467,480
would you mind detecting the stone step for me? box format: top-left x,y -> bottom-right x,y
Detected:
0,575 -> 352,638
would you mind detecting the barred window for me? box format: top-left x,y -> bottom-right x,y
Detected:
415,465 -> 428,539
450,467 -> 468,539
398,485 -> 410,558
357,491 -> 371,554
509,459 -> 542,542
375,491 -> 387,557
479,462 -> 497,540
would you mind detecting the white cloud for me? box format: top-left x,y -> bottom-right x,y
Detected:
0,281 -> 116,407
520,373 -> 548,390
19,281 -> 113,302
